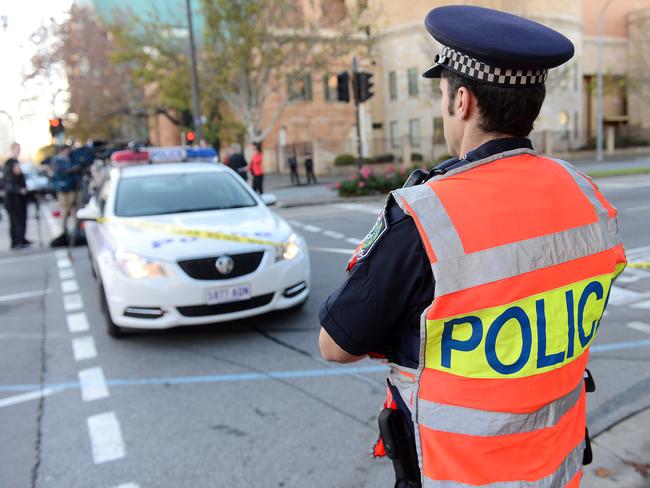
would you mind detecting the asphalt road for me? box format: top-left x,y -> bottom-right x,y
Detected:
1,173 -> 649,488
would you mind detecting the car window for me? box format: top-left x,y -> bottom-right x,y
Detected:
114,171 -> 257,217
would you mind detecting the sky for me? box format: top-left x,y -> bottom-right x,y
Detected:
0,0 -> 72,160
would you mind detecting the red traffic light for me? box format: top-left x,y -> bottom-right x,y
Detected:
49,118 -> 60,127
185,131 -> 196,143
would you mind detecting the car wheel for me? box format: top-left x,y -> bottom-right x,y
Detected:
98,281 -> 125,338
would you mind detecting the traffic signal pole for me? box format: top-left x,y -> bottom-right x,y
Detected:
352,57 -> 363,170
185,0 -> 204,144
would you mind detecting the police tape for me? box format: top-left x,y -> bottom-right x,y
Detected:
628,262 -> 650,269
96,217 -> 284,247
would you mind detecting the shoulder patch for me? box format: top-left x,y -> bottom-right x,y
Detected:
346,211 -> 389,271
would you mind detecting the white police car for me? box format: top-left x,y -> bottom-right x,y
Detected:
78,148 -> 310,337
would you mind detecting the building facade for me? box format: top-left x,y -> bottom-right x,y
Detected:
266,0 -> 650,173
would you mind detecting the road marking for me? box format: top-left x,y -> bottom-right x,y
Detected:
616,268 -> 647,284
63,293 -> 84,312
3,337 -> 650,395
67,312 -> 90,333
288,220 -> 303,227
55,250 -> 68,259
61,279 -> 79,294
627,321 -> 650,334
87,412 -> 126,464
607,286 -> 650,306
0,289 -> 50,303
303,224 -> 322,233
0,388 -> 59,409
58,268 -> 75,280
57,258 -> 72,269
79,367 -> 109,401
72,336 -> 97,361
345,237 -> 362,245
309,247 -> 355,255
336,203 -> 383,215
113,484 -> 140,488
631,299 -> 650,310
322,230 -> 345,239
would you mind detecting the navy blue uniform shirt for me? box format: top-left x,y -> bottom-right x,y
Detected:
319,137 -> 533,367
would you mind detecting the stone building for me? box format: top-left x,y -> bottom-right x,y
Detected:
266,0 -> 650,173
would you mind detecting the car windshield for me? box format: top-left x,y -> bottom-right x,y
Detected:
114,171 -> 257,217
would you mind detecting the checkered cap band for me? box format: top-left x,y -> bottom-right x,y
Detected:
435,45 -> 548,86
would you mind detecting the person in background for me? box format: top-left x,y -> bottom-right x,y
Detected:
249,143 -> 264,194
288,151 -> 300,185
51,145 -> 81,237
227,143 -> 248,181
304,152 -> 317,185
3,142 -> 31,249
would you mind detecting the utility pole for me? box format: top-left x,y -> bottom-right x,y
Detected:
185,0 -> 203,143
596,0 -> 615,162
352,57 -> 362,170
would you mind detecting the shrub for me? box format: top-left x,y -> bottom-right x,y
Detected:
333,153 -> 356,166
371,153 -> 395,164
411,153 -> 423,161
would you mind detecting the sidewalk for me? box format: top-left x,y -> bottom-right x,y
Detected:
583,407 -> 650,487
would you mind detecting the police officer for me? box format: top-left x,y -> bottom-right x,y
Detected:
318,6 -> 626,488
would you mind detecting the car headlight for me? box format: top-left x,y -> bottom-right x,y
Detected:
115,250 -> 168,279
275,233 -> 301,262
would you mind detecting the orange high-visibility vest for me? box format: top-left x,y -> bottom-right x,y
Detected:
389,148 -> 626,487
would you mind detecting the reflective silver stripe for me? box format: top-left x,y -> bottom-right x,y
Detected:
422,440 -> 583,488
550,158 -> 610,218
419,379 -> 583,437
393,185 -> 464,261
429,148 -> 537,182
433,217 -> 620,296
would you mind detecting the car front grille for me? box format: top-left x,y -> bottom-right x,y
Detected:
177,293 -> 275,317
177,251 -> 265,280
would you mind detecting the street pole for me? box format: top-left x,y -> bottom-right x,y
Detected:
596,0 -> 615,162
185,0 -> 203,144
352,57 -> 362,170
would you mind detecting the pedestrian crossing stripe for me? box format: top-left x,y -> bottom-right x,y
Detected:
96,217 -> 284,247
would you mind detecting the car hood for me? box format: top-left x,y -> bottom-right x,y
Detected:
104,206 -> 292,262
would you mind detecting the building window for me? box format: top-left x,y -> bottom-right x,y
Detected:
388,71 -> 397,100
433,117 -> 444,144
323,74 -> 338,102
407,68 -> 418,97
389,121 -> 399,148
409,119 -> 421,147
288,73 -> 313,101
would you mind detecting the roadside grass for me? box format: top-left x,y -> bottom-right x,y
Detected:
587,167 -> 650,178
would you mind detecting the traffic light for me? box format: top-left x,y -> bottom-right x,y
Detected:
354,72 -> 374,103
336,72 -> 350,102
49,118 -> 64,137
185,131 -> 196,145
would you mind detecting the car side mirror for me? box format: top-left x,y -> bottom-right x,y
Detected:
261,194 -> 277,206
77,205 -> 100,221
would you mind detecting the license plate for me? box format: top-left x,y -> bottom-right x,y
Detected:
206,284 -> 252,305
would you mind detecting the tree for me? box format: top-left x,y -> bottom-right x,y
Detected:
27,5 -> 142,142
110,0 -> 367,145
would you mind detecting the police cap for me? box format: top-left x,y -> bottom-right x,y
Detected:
422,5 -> 574,87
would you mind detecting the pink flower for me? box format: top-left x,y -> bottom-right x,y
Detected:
335,181 -> 342,189
359,166 -> 373,179
358,181 -> 366,188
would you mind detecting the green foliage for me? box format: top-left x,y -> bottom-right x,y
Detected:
335,165 -> 413,196
334,153 -> 357,166
411,152 -> 423,161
